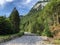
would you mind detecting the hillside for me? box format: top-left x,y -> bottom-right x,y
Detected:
22,1 -> 47,30
20,0 -> 49,33
20,0 -> 60,38
38,0 -> 60,37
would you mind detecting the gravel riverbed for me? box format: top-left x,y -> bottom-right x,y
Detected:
0,35 -> 55,45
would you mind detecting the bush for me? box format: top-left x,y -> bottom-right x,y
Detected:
0,16 -> 14,35
42,19 -> 53,37
42,29 -> 53,37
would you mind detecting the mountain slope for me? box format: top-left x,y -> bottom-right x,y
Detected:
38,0 -> 60,37
20,0 -> 49,33
20,0 -> 60,37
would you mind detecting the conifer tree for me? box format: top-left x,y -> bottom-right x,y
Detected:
9,7 -> 20,33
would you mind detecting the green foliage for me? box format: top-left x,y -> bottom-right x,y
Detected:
9,7 -> 20,33
20,2 -> 45,35
0,7 -> 23,36
42,18 -> 53,37
31,21 -> 44,35
0,16 -> 13,34
20,0 -> 60,37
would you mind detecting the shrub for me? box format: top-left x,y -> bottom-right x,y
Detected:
0,16 -> 14,35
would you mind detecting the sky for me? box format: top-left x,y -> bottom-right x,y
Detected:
0,0 -> 39,17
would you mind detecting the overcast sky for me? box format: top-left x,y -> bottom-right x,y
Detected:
0,0 -> 39,16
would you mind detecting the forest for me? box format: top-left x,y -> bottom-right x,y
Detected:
0,8 -> 20,35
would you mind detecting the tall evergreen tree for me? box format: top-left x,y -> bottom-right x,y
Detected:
9,7 -> 20,33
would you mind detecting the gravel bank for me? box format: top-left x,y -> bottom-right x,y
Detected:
0,35 -> 55,45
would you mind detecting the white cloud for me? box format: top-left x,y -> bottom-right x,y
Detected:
0,0 -> 13,6
25,0 -> 31,4
6,0 -> 13,2
0,0 -> 5,6
24,0 -> 32,4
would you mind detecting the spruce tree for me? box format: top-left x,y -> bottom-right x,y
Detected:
9,7 -> 20,33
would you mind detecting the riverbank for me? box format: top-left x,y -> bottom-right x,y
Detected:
0,32 -> 24,43
44,37 -> 60,45
0,35 -> 54,45
0,32 -> 60,45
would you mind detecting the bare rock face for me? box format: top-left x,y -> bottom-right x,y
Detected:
32,0 -> 49,11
